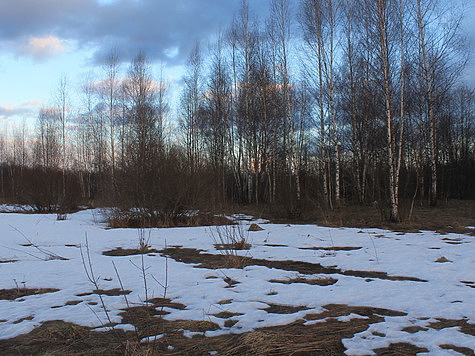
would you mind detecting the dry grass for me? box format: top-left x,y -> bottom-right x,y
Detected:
3,303 -> 464,356
0,288 -> 59,301
268,199 -> 475,235
269,276 -> 338,286
103,247 -> 159,256
105,209 -> 233,229
440,344 -> 475,356
211,311 -> 243,319
248,223 -> 264,231
160,247 -> 427,282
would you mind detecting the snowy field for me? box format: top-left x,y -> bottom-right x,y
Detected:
0,209 -> 474,355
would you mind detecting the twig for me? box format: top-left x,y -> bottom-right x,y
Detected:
10,225 -> 67,260
80,233 -> 114,328
368,234 -> 380,264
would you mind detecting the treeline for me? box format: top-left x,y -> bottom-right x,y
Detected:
0,0 -> 473,223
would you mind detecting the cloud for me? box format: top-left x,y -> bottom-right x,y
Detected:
0,0 -> 269,65
0,101 -> 43,121
19,36 -> 67,60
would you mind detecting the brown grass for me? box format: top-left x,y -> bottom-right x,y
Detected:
0,288 -> 59,301
267,199 -> 475,235
373,342 -> 429,355
248,223 -> 264,231
428,318 -> 475,336
211,311 -> 243,319
214,239 -> 251,251
160,247 -> 427,282
269,277 -> 338,286
103,247 -> 159,256
106,209 -> 233,229
263,304 -> 309,314
440,344 -> 475,356
3,303 -> 458,356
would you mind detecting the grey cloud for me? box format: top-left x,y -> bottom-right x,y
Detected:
0,101 -> 43,120
0,0 -> 269,65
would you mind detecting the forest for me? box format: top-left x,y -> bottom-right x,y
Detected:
0,0 -> 473,225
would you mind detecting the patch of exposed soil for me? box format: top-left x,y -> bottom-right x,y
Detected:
160,247 -> 427,282
224,277 -> 239,288
248,223 -> 264,231
264,243 -> 288,247
13,316 -> 34,324
428,318 -> 475,336
107,210 -> 234,229
51,300 -> 83,309
267,199 -> 475,236
440,344 -> 475,356
0,259 -> 16,264
0,288 -> 59,301
212,311 -> 243,319
269,277 -> 337,286
0,320 -> 130,355
263,304 -> 309,314
214,240 -> 251,250
224,319 -> 239,327
119,305 -> 219,339
92,288 -> 131,296
0,304 -> 419,356
373,343 -> 429,355
402,325 -> 428,333
218,299 -> 233,305
304,304 -> 407,321
102,247 -> 159,256
147,298 -> 187,310
299,246 -> 362,251
65,300 -> 82,306
462,281 -> 475,289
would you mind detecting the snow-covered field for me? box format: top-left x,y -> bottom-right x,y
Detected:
0,209 -> 474,355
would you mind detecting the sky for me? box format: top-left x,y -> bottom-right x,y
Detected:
0,0 -> 474,135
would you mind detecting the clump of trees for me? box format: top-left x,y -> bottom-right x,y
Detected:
0,0 -> 473,224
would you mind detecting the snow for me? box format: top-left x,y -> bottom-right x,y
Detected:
0,209 -> 474,354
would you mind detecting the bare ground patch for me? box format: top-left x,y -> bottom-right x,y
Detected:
269,276 -> 338,286
428,318 -> 475,336
299,246 -> 362,251
159,247 -> 427,282
102,247 -> 160,256
440,344 -> 475,356
373,343 -> 429,355
263,304 -> 309,314
0,304 -> 414,355
0,288 -> 59,301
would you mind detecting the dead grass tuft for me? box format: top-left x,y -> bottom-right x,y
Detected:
428,318 -> 475,336
373,342 -> 429,355
105,209 -> 233,229
211,311 -> 243,319
0,304 -> 423,356
269,277 -> 338,286
402,326 -> 428,333
263,304 -> 309,314
268,199 -> 475,235
248,223 -> 264,231
440,344 -> 475,356
103,247 -> 159,256
0,288 -> 59,301
160,247 -> 427,282
92,288 -> 131,296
